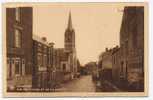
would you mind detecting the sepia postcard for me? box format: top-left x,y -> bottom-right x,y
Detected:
2,2 -> 148,97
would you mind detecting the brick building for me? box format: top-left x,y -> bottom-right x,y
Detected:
100,48 -> 113,70
32,12 -> 78,89
6,7 -> 33,91
32,35 -> 55,90
98,7 -> 144,92
112,6 -> 144,91
98,48 -> 115,82
6,7 -> 79,91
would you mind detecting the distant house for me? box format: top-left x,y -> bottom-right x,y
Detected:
32,35 -> 54,89
98,47 -> 116,81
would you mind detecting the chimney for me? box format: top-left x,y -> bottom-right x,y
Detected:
105,48 -> 108,52
116,45 -> 119,49
42,37 -> 47,42
49,42 -> 54,47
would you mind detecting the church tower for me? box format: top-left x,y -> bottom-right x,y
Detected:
64,12 -> 75,52
64,12 -> 77,78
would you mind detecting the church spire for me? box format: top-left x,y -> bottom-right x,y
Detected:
68,11 -> 73,30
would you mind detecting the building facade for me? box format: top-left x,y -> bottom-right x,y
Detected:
6,7 -> 33,91
111,6 -> 144,91
6,8 -> 79,91
54,48 -> 71,83
32,35 -> 55,90
98,48 -> 115,82
112,46 -> 121,85
32,12 -> 78,89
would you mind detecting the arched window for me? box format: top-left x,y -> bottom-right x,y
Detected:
14,29 -> 21,48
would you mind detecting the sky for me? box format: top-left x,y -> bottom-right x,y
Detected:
33,3 -> 124,65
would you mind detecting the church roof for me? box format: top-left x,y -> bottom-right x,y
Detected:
67,11 -> 73,31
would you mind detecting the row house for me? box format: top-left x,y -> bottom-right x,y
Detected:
111,46 -> 121,84
98,48 -> 115,82
6,7 -> 79,91
101,6 -> 144,91
32,35 -> 54,90
98,6 -> 144,92
6,7 -> 56,91
54,48 -> 71,83
6,7 -> 33,91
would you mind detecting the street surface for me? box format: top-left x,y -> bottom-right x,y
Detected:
55,75 -> 97,92
55,75 -> 120,92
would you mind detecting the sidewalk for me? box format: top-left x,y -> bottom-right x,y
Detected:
98,80 -> 121,92
104,80 -> 121,92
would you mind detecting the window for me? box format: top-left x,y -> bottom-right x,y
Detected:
22,59 -> 25,75
12,59 -> 14,64
15,29 -> 21,48
125,41 -> 128,55
113,57 -> 115,64
121,61 -> 124,74
38,43 -> 42,52
7,58 -> 12,79
15,60 -> 20,74
43,55 -> 47,67
63,64 -> 66,71
22,59 -> 25,64
20,60 -> 22,75
44,46 -> 47,53
15,8 -> 20,21
37,53 -> 42,66
48,50 -> 51,65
